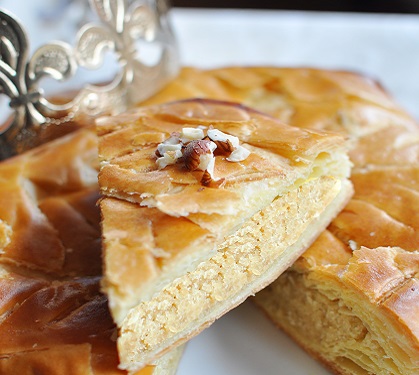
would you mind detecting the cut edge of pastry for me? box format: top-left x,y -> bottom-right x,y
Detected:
151,345 -> 185,375
253,246 -> 419,375
117,175 -> 353,372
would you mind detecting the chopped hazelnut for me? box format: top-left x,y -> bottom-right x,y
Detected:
164,132 -> 181,145
213,139 -> 234,156
200,169 -> 225,188
183,139 -> 217,171
156,142 -> 182,157
207,129 -> 239,148
156,132 -> 182,156
180,127 -> 205,143
156,149 -> 183,169
200,170 -> 213,186
227,145 -> 251,162
207,129 -> 249,160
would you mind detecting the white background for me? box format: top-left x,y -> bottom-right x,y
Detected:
2,3 -> 419,374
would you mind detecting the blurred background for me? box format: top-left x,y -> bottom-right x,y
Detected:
1,0 -> 418,120
172,0 -> 419,13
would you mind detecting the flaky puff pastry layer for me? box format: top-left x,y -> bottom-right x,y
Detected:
97,98 -> 352,372
0,129 -> 181,375
142,67 -> 419,375
255,162 -> 419,375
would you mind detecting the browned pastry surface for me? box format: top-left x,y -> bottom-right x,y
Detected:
0,129 -> 181,375
142,67 -> 417,161
97,98 -> 352,372
141,67 -> 419,375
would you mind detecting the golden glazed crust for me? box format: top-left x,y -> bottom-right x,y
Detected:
0,129 -> 180,375
0,130 -> 121,374
141,67 -> 419,375
97,98 -> 352,371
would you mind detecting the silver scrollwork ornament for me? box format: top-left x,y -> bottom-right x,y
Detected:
0,9 -> 77,158
0,0 -> 179,160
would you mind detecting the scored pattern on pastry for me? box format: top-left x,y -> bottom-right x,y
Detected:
0,130 -> 126,375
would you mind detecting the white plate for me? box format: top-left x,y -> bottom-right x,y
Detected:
178,300 -> 328,374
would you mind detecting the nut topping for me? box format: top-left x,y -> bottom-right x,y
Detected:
180,127 -> 205,143
183,139 -> 216,171
200,170 -> 213,186
156,149 -> 183,169
227,145 -> 251,162
155,132 -> 182,157
155,126 -> 250,187
156,142 -> 182,157
213,139 -> 234,156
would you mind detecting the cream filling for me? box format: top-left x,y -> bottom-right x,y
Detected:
118,176 -> 353,372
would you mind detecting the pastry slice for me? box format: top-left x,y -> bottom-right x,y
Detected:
0,129 -> 182,375
97,98 -> 353,372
